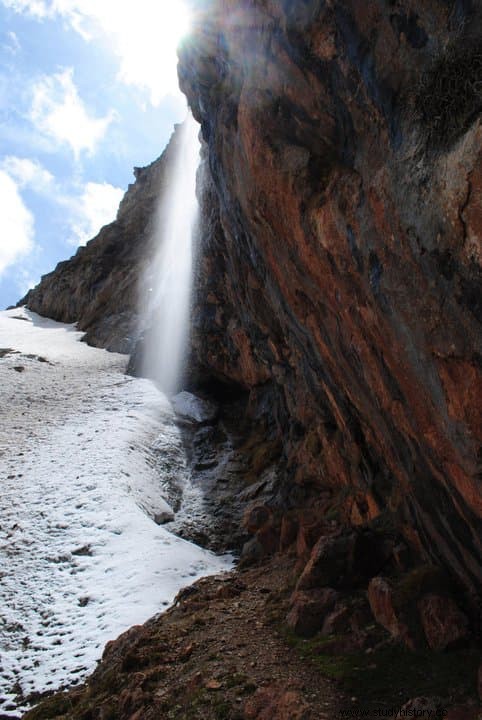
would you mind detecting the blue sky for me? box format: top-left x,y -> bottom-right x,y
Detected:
0,0 -> 190,308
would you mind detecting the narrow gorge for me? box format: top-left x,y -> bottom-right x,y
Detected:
13,1 -> 482,718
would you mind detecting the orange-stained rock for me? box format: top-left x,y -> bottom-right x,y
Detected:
21,0 -> 482,612
418,593 -> 468,650
367,577 -> 399,636
367,577 -> 415,649
178,0 -> 482,606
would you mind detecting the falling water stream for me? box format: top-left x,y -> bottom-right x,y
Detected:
141,113 -> 200,395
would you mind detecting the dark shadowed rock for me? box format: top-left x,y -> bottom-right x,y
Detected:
242,505 -> 273,535
286,588 -> 339,638
297,530 -> 393,591
418,593 -> 468,650
368,576 -> 416,649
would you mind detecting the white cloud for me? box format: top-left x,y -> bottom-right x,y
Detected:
0,152 -> 123,250
68,181 -> 123,246
3,30 -> 21,54
2,0 -> 48,17
2,0 -> 190,106
1,156 -> 54,192
29,68 -> 115,158
0,169 -> 35,275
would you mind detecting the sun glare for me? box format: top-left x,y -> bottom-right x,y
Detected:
62,0 -> 193,106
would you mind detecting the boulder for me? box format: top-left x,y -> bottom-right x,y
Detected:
295,516 -> 326,558
286,588 -> 339,638
367,577 -> 416,649
297,530 -> 392,591
153,511 -> 174,525
418,593 -> 468,650
367,577 -> 400,637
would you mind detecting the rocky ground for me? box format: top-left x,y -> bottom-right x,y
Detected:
22,554 -> 481,720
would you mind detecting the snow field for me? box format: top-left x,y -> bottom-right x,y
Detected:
0,308 -> 231,717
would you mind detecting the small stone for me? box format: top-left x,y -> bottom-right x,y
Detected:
72,545 -> 93,557
205,679 -> 222,690
153,511 -> 174,525
179,643 -> 193,661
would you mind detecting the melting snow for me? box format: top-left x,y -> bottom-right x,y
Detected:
0,308 -> 231,717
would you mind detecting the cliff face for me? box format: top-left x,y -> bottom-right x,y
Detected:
19,128 -> 184,353
178,0 -> 482,599
18,1 -> 481,601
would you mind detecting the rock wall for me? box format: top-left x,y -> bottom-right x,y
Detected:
178,0 -> 482,600
18,0 -> 481,605
19,126 -> 184,353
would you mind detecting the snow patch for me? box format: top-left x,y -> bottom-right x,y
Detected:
0,308 -> 231,717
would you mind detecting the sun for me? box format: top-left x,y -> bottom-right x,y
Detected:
167,2 -> 192,42
114,0 -> 193,104
71,0 -> 193,106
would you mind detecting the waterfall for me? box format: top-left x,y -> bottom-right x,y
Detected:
141,113 -> 200,395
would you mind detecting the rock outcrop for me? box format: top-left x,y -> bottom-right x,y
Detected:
177,0 -> 482,608
18,127 -> 186,353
